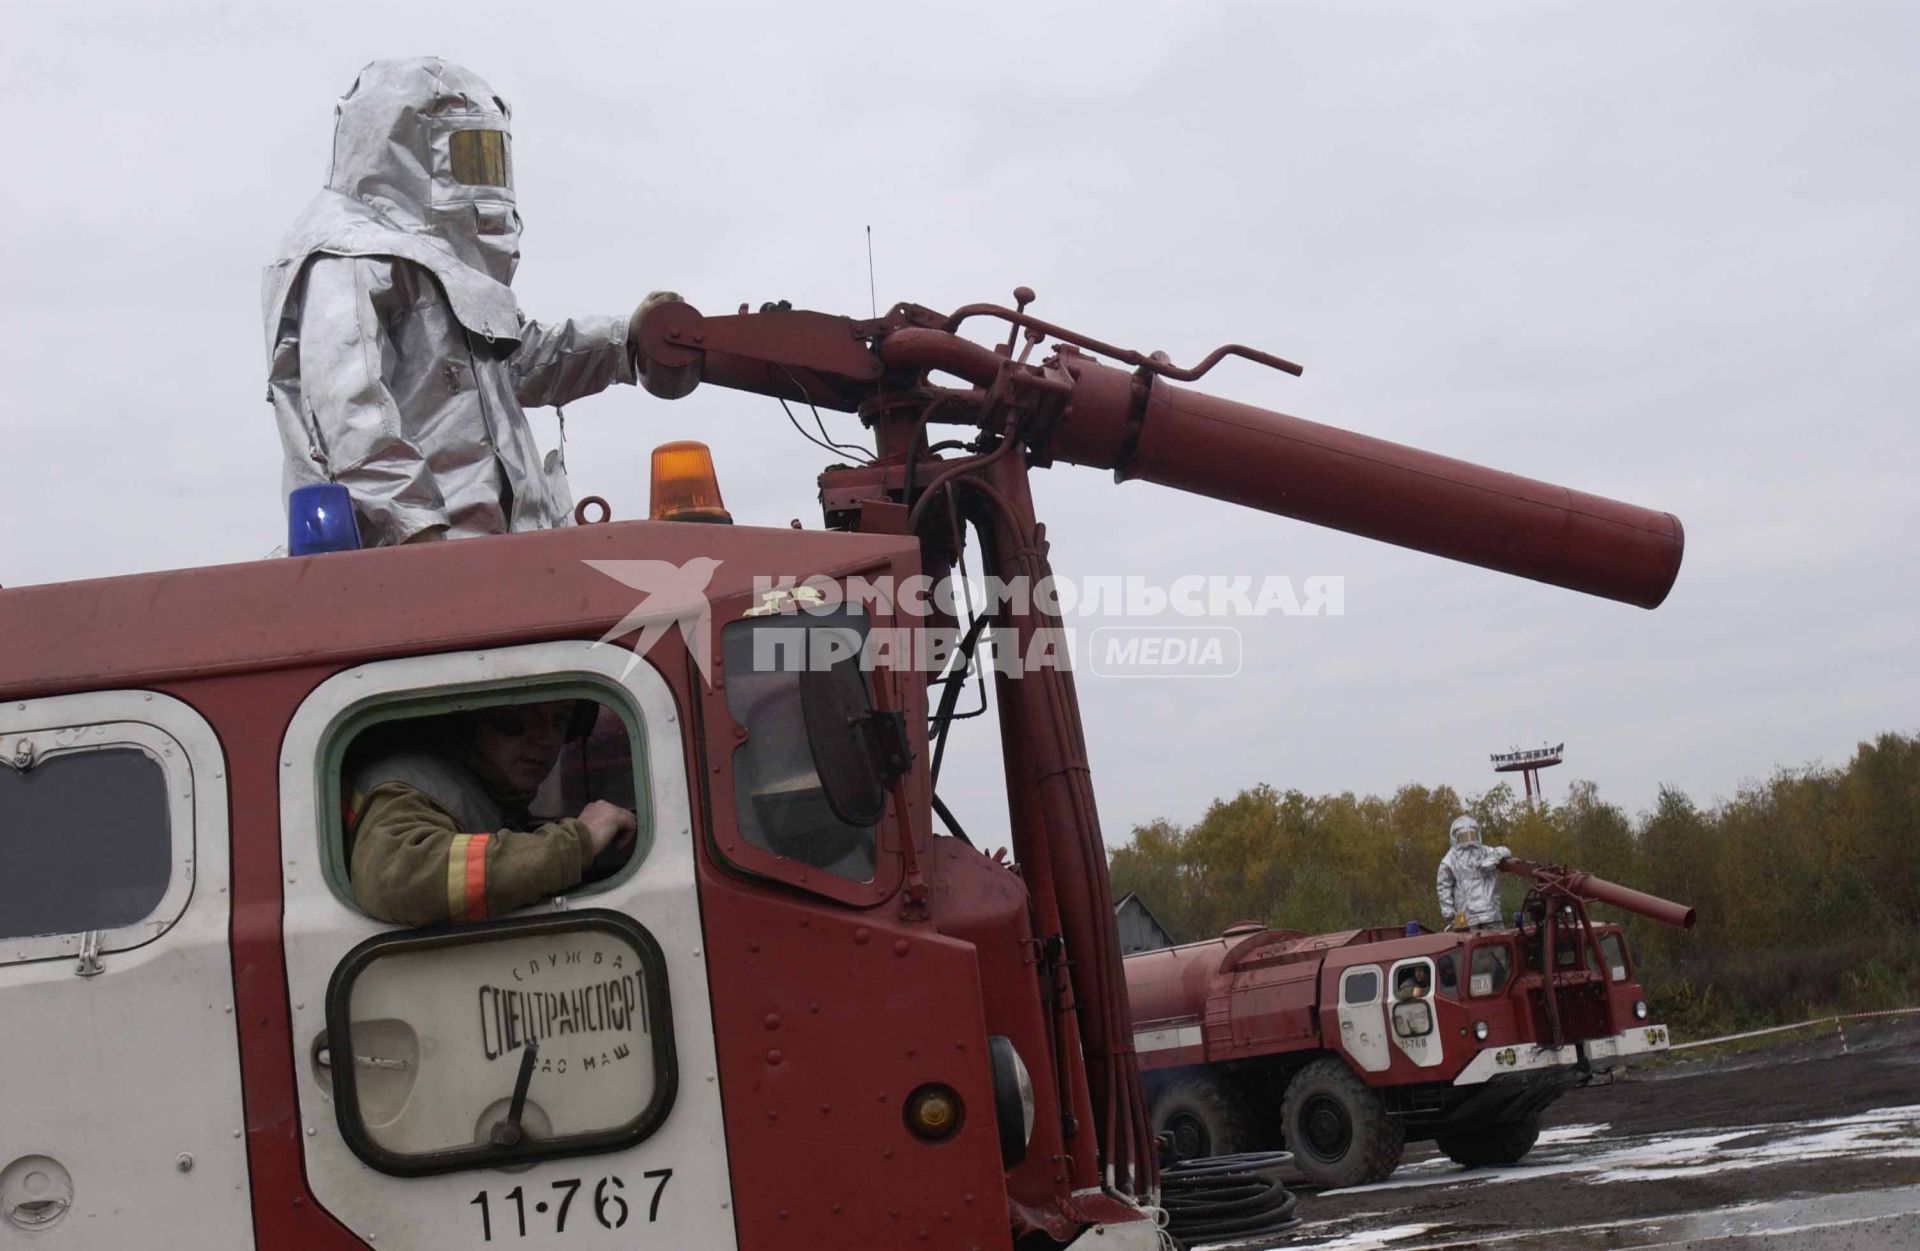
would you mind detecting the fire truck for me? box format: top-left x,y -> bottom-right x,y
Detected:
1127,861 -> 1696,1188
0,293 -> 1683,1249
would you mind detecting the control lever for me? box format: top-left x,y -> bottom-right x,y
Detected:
488,1041 -> 540,1147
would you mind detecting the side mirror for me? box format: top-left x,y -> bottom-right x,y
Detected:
799,641 -> 911,828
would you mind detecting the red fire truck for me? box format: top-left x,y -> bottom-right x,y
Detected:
1127,862 -> 1696,1188
0,294 -> 1683,1249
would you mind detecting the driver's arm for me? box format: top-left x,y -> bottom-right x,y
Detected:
348,782 -> 589,925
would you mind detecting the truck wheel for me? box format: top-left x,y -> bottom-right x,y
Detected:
1279,1058 -> 1405,1188
1150,1075 -> 1257,1161
1435,1115 -> 1541,1168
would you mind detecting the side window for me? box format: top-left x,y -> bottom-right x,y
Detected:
1600,933 -> 1629,982
1469,944 -> 1512,997
1340,967 -> 1380,1006
1389,958 -> 1437,1039
0,748 -> 170,942
719,610 -> 878,883
328,688 -> 647,919
0,717 -> 197,962
1392,959 -> 1434,1001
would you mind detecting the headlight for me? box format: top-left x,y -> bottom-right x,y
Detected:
1391,1000 -> 1433,1038
987,1035 -> 1035,1166
1634,1000 -> 1648,1020
1473,1020 -> 1489,1041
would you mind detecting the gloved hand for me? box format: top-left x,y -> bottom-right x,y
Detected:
628,290 -> 695,398
628,289 -> 683,339
1448,912 -> 1469,932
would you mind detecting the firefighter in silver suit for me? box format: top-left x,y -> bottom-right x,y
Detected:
1436,814 -> 1511,930
264,57 -> 671,545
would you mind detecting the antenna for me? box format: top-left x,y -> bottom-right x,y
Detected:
866,224 -> 877,318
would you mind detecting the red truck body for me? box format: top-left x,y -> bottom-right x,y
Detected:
1127,886 -> 1687,1187
0,522 -> 1083,1249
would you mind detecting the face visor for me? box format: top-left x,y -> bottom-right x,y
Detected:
448,128 -> 510,188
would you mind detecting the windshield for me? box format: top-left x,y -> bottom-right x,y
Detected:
721,611 -> 876,882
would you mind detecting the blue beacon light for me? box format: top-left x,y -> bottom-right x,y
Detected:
287,484 -> 363,556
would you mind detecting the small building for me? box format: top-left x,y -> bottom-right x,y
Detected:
1113,892 -> 1175,955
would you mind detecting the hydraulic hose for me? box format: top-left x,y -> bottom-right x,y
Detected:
1159,1152 -> 1302,1246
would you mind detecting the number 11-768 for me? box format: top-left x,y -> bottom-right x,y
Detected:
470,1172 -> 672,1240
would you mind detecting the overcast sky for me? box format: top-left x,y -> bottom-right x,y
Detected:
2,1 -> 1914,846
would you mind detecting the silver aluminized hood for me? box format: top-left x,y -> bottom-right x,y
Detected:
330,57 -> 522,286
263,58 -> 527,347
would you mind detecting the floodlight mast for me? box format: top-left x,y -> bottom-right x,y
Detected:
1492,742 -> 1567,806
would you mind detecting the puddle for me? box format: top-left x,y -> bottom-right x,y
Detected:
1320,1103 -> 1920,1196
1534,1122 -> 1609,1146
1241,1223 -> 1436,1250
1244,1184 -> 1920,1250
1589,1104 -> 1920,1184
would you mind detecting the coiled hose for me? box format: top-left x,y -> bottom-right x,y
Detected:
1159,1150 -> 1301,1247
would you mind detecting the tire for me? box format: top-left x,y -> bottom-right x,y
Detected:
1150,1074 -> 1259,1161
1435,1114 -> 1541,1168
1279,1058 -> 1405,1188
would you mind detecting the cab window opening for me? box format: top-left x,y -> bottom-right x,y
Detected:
328,685 -> 649,925
1393,960 -> 1433,1002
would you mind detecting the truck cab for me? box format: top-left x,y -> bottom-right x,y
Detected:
0,518 -> 1106,1251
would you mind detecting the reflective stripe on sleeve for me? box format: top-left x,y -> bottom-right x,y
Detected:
446,833 -> 491,921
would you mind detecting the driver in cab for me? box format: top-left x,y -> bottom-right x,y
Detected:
346,701 -> 634,925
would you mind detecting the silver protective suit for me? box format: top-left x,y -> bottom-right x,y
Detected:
1437,837 -> 1512,928
263,58 -> 634,545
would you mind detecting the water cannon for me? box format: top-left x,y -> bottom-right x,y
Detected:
1499,856 -> 1693,1049
633,293 -> 1685,608
1500,857 -> 1696,930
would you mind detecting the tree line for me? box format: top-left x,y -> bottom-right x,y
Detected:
1107,732 -> 1920,1037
